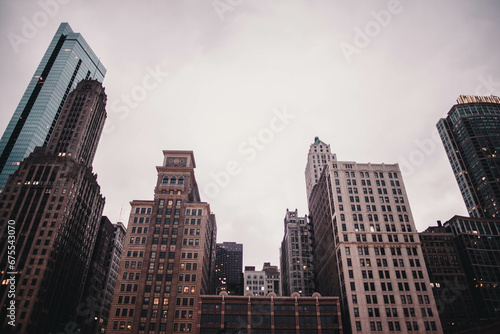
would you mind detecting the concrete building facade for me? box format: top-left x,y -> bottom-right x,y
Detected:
306,137 -> 443,333
280,209 -> 314,296
244,263 -> 281,297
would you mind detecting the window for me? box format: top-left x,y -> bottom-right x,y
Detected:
356,321 -> 362,331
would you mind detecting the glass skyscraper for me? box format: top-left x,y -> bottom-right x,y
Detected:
215,242 -> 243,295
437,95 -> 500,218
0,22 -> 106,190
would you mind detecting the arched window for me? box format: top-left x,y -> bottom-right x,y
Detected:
170,177 -> 176,184
162,176 -> 168,184
178,177 -> 184,184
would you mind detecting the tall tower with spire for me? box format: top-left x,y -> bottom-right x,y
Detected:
305,137 -> 335,205
306,137 -> 443,334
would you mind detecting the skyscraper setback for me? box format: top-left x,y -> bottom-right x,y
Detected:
0,79 -> 107,333
437,95 -> 500,218
306,137 -> 443,333
107,150 -> 217,333
0,22 -> 106,190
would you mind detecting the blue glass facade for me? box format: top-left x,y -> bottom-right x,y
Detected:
0,22 -> 106,190
437,96 -> 500,218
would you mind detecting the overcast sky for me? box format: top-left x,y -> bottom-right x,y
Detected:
1,0 -> 499,269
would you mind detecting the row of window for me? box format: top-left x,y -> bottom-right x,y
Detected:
334,171 -> 399,179
157,208 -> 180,215
334,181 -> 404,196
345,187 -> 405,199
162,176 -> 184,184
343,223 -> 413,235
352,293 -> 431,305
340,212 -> 410,224
345,246 -> 418,257
117,295 -> 136,304
122,272 -> 140,280
186,209 -> 202,215
132,216 -> 150,224
131,226 -> 147,234
354,319 -> 437,332
349,280 -> 428,292
347,233 -> 417,244
348,269 -> 424,281
144,272 -> 198,282
144,284 -> 172,293
358,320 -> 437,332
153,217 -> 203,225
115,307 -> 134,317
114,321 -> 188,331
343,198 -> 407,212
124,261 -> 142,269
135,207 -> 152,214
346,257 -> 422,268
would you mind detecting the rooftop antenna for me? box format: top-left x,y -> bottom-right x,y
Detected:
118,205 -> 124,223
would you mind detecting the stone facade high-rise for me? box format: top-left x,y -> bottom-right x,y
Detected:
305,137 -> 334,205
306,137 -> 443,334
0,79 -> 107,333
0,23 -> 106,190
437,95 -> 500,218
106,150 -> 217,333
280,209 -> 314,296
